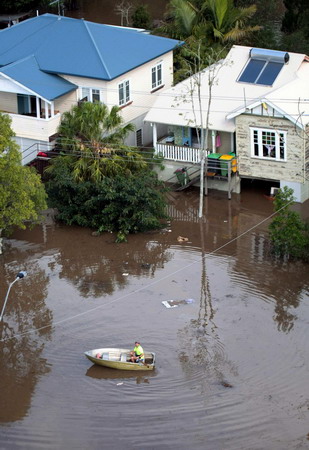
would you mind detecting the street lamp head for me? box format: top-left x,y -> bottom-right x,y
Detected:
16,271 -> 27,279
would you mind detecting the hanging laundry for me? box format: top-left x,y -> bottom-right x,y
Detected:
216,133 -> 221,148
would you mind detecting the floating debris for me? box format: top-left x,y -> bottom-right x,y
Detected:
177,236 -> 188,242
162,299 -> 195,308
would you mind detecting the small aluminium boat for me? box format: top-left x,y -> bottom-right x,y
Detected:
84,347 -> 156,371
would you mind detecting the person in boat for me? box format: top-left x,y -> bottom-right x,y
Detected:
130,341 -> 144,363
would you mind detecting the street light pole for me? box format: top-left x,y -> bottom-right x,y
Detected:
0,271 -> 27,322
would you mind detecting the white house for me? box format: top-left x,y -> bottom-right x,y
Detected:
0,13 -> 182,164
144,45 -> 309,203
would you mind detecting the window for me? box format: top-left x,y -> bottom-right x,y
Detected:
119,79 -> 130,106
251,128 -> 286,161
151,63 -> 162,89
136,129 -> 143,147
92,89 -> 100,102
80,88 -> 101,103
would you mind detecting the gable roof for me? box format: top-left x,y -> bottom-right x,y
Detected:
227,61 -> 309,128
144,45 -> 309,132
0,55 -> 77,101
0,14 -> 182,81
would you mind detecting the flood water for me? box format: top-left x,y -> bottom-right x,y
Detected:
0,187 -> 309,450
67,0 -> 169,26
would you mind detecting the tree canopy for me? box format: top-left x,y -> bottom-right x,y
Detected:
268,187 -> 309,261
156,0 -> 260,43
0,113 -> 47,248
155,0 -> 260,82
45,102 -> 168,241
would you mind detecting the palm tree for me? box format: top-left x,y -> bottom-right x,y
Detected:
203,0 -> 260,42
57,101 -> 134,152
48,102 -> 147,184
158,0 -> 260,43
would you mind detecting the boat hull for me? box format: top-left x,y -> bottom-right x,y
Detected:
84,347 -> 155,371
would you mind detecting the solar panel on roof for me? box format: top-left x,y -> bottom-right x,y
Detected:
256,61 -> 283,85
238,48 -> 288,86
238,59 -> 265,83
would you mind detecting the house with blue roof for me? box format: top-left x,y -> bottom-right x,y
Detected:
0,13 -> 182,163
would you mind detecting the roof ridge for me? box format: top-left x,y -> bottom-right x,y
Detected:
83,20 -> 111,80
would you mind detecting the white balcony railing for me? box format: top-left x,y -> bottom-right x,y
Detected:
156,142 -> 209,164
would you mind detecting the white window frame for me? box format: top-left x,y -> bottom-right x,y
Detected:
118,79 -> 130,106
250,127 -> 287,161
80,87 -> 102,103
151,62 -> 163,90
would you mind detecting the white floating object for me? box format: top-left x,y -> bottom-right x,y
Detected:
162,299 -> 195,308
122,273 -> 129,276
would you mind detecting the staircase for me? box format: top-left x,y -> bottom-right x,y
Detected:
165,165 -> 201,191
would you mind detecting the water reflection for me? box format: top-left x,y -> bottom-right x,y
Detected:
0,260 -> 52,423
86,365 -> 156,384
0,188 -> 308,448
231,231 -> 308,332
6,223 -> 173,299
177,217 -> 236,388
55,236 -> 172,298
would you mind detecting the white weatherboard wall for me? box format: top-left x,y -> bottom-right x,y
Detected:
61,51 -> 174,146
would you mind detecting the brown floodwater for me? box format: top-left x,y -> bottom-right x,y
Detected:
0,187 -> 309,450
67,0 -> 169,26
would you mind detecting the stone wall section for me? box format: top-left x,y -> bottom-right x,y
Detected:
235,114 -> 305,183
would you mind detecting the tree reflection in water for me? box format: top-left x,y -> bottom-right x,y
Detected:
178,219 -> 237,387
54,235 -> 173,298
0,259 -> 52,423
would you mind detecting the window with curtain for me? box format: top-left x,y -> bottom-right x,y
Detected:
251,127 -> 286,160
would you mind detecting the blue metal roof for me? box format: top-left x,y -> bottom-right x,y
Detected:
0,14 -> 182,81
0,55 -> 77,100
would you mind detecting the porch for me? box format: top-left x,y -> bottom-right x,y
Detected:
152,122 -> 235,164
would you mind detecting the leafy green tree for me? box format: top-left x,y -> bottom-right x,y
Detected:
280,0 -> 309,54
45,102 -> 167,241
268,187 -> 309,261
0,113 -> 47,253
131,4 -> 152,29
234,0 -> 282,50
281,0 -> 308,34
46,161 -> 168,242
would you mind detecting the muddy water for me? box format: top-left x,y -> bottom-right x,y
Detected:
0,188 -> 308,450
67,0 -> 169,25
